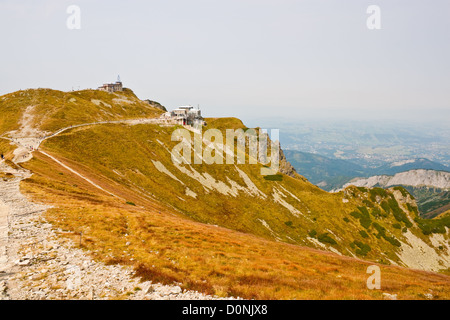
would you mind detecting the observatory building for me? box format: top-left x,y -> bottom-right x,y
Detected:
98,76 -> 123,92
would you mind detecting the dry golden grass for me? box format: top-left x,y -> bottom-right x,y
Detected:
0,139 -> 15,160
0,88 -> 163,135
3,88 -> 448,299
36,120 -> 440,267
18,152 -> 450,300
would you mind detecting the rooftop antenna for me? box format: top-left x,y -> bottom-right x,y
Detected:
117,75 -> 121,83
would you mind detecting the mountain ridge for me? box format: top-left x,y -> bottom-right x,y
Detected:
1,88 -> 450,299
335,169 -> 450,219
340,169 -> 450,190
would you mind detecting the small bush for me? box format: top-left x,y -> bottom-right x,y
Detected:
388,198 -> 412,228
350,211 -> 360,219
359,230 -> 369,238
406,203 -> 419,216
308,229 -> 317,238
386,236 -> 401,247
369,187 -> 388,202
363,199 -> 374,208
357,206 -> 369,216
415,216 -> 450,235
393,186 -> 409,198
263,174 -> 283,181
284,221 -> 294,228
372,222 -> 401,247
352,241 -> 371,256
317,233 -> 337,245
354,207 -> 372,229
381,201 -> 391,215
370,207 -> 382,219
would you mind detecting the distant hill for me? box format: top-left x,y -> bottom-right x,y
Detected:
283,150 -> 366,191
284,150 -> 450,218
341,169 -> 450,190
285,150 -> 449,192
371,158 -> 449,176
339,169 -> 450,218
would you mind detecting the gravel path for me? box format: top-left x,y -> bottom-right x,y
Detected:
0,116 -> 240,300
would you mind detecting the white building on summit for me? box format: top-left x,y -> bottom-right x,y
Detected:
98,76 -> 123,92
161,105 -> 205,126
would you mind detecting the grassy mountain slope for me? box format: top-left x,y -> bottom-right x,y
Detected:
0,88 -> 163,136
18,152 -> 450,299
409,188 -> 450,219
35,119 -> 450,272
2,88 -> 450,299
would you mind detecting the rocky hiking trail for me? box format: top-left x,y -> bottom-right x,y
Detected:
0,116 -> 236,300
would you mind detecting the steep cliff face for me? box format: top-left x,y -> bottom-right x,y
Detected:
278,148 -> 308,182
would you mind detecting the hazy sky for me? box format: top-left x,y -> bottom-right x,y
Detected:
1,0 -> 449,124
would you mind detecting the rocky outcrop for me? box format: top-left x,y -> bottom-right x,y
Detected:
257,132 -> 306,181
143,99 -> 167,112
340,169 -> 450,190
279,148 -> 308,181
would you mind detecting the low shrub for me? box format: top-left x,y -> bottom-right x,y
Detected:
351,207 -> 372,229
352,241 -> 371,256
284,221 -> 294,228
372,222 -> 401,247
388,198 -> 412,228
359,230 -> 369,238
415,216 -> 450,235
308,229 -> 317,238
317,233 -> 337,245
380,200 -> 391,215
263,174 -> 283,181
369,187 -> 388,202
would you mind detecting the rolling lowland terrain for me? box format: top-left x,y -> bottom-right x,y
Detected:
284,150 -> 449,191
284,150 -> 450,218
0,88 -> 450,300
